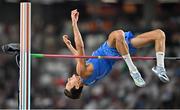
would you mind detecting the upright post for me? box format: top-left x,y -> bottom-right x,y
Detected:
19,2 -> 31,109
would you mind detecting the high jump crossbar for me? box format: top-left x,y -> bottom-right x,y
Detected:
31,53 -> 180,60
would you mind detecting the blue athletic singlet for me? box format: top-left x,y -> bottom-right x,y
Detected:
81,31 -> 137,86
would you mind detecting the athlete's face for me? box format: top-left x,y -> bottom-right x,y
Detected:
65,74 -> 82,91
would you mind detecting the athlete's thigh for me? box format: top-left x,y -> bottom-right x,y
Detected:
131,30 -> 158,48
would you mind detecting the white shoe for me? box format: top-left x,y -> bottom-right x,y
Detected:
130,71 -> 146,87
152,66 -> 170,83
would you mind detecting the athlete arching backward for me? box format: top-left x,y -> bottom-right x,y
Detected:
63,9 -> 169,99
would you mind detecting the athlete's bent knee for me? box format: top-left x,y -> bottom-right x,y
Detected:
155,29 -> 166,40
113,30 -> 125,42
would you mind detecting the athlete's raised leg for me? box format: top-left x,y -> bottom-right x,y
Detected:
131,29 -> 165,52
131,29 -> 169,82
107,30 -> 146,87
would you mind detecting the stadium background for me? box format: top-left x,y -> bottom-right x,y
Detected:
0,0 -> 179,109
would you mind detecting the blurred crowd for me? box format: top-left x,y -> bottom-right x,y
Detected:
0,1 -> 179,109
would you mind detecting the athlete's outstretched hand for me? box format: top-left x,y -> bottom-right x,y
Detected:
71,9 -> 79,26
63,35 -> 71,45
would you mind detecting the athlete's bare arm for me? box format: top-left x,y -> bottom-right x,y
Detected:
63,35 -> 79,62
71,9 -> 92,78
71,10 -> 85,56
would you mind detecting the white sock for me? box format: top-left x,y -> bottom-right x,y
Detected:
122,54 -> 138,73
156,52 -> 165,68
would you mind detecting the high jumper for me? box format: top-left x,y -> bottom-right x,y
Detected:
63,9 -> 169,99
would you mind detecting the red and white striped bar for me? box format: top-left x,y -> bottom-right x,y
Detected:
19,2 -> 31,109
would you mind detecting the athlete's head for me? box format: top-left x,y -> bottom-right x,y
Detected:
64,74 -> 83,99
